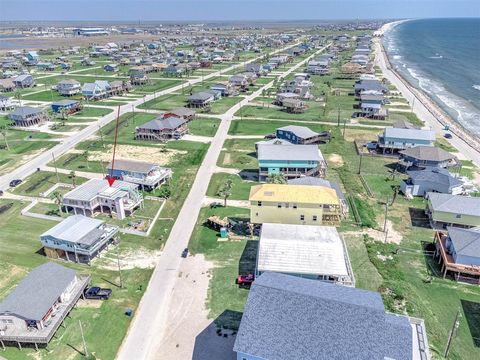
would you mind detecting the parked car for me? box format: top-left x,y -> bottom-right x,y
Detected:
84,287 -> 112,300
237,273 -> 254,286
181,248 -> 189,258
9,179 -> 22,187
444,133 -> 452,139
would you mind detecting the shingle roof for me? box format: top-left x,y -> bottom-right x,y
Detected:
137,116 -> 187,131
408,168 -> 462,188
257,144 -> 323,162
0,263 -> 77,320
188,91 -> 214,101
233,272 -> 412,360
9,106 -> 45,116
52,99 -> 79,107
428,193 -> 480,216
107,158 -> 157,174
167,107 -> 195,117
277,125 -> 319,139
400,146 -> 456,162
41,215 -> 105,246
249,184 -> 339,205
447,227 -> 480,259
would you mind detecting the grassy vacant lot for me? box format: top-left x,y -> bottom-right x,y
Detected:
188,118 -> 221,137
71,106 -> 113,118
217,139 -> 258,170
22,89 -> 83,102
229,118 -> 330,136
189,206 -> 252,328
207,173 -> 253,200
10,170 -> 88,197
0,199 -> 154,360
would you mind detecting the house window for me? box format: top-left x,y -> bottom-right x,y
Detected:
300,215 -> 305,221
313,215 -> 317,221
293,204 -> 297,209
255,213 -> 258,217
456,214 -> 461,219
277,203 -> 282,208
257,201 -> 262,207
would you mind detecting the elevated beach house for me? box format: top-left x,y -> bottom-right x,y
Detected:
106,158 -> 172,190
378,127 -> 436,154
51,99 -> 82,115
257,143 -> 326,180
256,224 -> 355,286
9,106 -> 49,127
400,168 -> 464,197
13,74 -> 34,88
0,262 -> 90,347
56,79 -> 81,96
398,146 -> 459,170
249,183 -> 342,226
40,215 -> 119,264
434,227 -> 480,284
426,193 -> 480,229
275,125 -> 328,145
162,107 -> 196,121
187,91 -> 216,109
63,178 -> 143,220
82,82 -> 107,100
234,272 -> 429,360
135,116 -> 188,142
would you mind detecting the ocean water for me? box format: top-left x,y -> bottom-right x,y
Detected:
383,18 -> 480,137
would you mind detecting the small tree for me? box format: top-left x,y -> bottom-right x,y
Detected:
51,191 -> 63,215
82,150 -> 90,169
266,173 -> 287,184
217,179 -> 233,207
69,170 -> 77,187
0,124 -> 10,151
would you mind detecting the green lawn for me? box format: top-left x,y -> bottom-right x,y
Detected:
187,118 -> 221,137
71,106 -> 113,118
10,170 -> 88,197
207,173 -> 253,200
217,139 -> 258,170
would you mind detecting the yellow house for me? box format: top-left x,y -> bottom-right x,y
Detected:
249,184 -> 342,226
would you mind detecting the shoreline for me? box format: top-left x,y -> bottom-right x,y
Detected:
376,21 -> 480,168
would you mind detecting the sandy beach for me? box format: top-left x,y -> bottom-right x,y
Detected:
376,21 -> 480,169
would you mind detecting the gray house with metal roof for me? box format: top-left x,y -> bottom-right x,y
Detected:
9,106 -> 49,127
378,127 -> 436,153
40,215 -> 119,264
399,146 -> 459,170
186,91 -> 215,108
426,193 -> 480,229
275,125 -> 327,145
63,178 -> 143,220
106,158 -> 172,190
234,272 -> 429,360
0,262 -> 90,347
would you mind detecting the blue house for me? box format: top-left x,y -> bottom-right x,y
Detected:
82,82 -> 107,100
400,168 -> 464,197
276,125 -> 325,145
103,64 -> 118,72
51,99 -> 81,114
378,127 -> 436,153
26,51 -> 39,65
234,272 -> 429,360
257,143 -> 326,180
13,74 -> 34,88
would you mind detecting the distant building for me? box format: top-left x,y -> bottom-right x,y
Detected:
56,79 -> 81,96
73,27 -> 110,36
0,262 -> 90,346
13,74 -> 34,88
276,125 -> 327,145
9,106 -> 49,127
106,159 -> 172,190
234,272 -> 429,360
40,215 -> 119,264
249,184 -> 342,226
63,178 -> 143,220
0,96 -> 14,111
399,146 -> 459,170
187,91 -> 215,108
51,99 -> 81,114
257,223 -> 355,286
135,116 -> 188,142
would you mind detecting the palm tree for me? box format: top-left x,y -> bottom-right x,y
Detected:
266,173 -> 287,184
82,150 -> 90,169
69,171 -> 77,187
51,191 -> 63,215
217,179 -> 233,207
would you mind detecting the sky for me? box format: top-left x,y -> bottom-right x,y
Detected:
1,0 -> 479,22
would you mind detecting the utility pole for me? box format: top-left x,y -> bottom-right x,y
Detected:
342,119 -> 346,138
79,320 -> 88,357
131,105 -> 135,127
444,309 -> 461,358
116,244 -> 123,288
383,197 -> 389,233
51,152 -> 60,182
337,105 -> 340,127
98,125 -> 105,148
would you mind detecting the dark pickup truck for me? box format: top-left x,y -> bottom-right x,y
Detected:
84,287 -> 112,300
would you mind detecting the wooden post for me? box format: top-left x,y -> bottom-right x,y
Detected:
383,197 -> 389,233
1,339 -> 5,351
358,153 -> 363,175
34,342 -> 38,351
79,320 -> 88,357
17,341 -> 22,350
444,309 -> 461,358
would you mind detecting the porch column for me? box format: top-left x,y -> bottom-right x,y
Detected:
443,267 -> 447,279
17,342 -> 22,350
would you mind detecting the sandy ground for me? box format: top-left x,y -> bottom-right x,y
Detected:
327,153 -> 344,167
344,219 -> 402,244
87,144 -> 186,165
202,196 -> 250,209
97,247 -> 163,270
154,254 -> 236,360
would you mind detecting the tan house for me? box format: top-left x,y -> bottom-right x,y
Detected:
249,184 -> 342,226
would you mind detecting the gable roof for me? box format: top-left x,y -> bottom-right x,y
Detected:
428,193 -> 480,216
447,227 -> 480,258
9,106 -> 45,117
41,215 -> 105,246
384,127 -> 436,142
257,144 -> 323,162
188,91 -> 214,101
233,272 -> 412,360
137,116 -> 187,131
287,177 -> 345,201
408,168 -> 462,188
277,125 -> 319,139
0,263 -> 77,320
400,146 -> 456,162
52,99 -> 79,107
107,158 -> 157,174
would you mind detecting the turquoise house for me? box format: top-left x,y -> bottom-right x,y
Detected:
257,143 -> 326,181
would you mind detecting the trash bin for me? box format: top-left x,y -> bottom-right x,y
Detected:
220,227 -> 228,238
125,308 -> 133,316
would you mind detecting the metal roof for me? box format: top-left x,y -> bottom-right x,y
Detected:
258,224 -> 350,277
188,91 -> 214,101
407,169 -> 462,188
384,127 -> 436,142
257,144 -> 323,162
63,178 -> 137,202
277,125 -> 319,139
51,99 -> 79,107
40,215 -> 106,246
233,272 -> 412,360
428,193 -> 480,217
447,227 -> 480,258
0,263 -> 77,321
9,106 -> 45,117
138,116 -> 186,131
287,177 -> 345,201
107,158 -> 157,174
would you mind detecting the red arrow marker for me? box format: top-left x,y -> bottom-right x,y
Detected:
107,106 -> 121,186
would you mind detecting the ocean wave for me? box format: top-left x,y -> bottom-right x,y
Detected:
428,55 -> 443,59
473,85 -> 480,91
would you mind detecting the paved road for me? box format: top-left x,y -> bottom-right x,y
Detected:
116,44 -> 330,360
0,42 -> 301,191
375,39 -> 480,167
